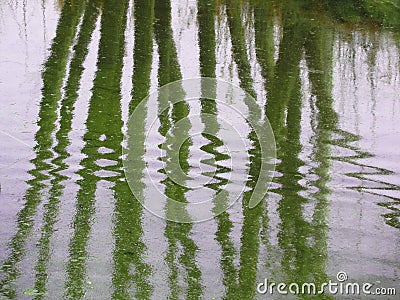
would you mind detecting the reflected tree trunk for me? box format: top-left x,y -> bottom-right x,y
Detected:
64,0 -> 128,298
33,1 -> 100,297
0,1 -> 85,298
154,0 -> 203,298
111,0 -> 154,299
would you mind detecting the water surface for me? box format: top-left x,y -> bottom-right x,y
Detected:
0,0 -> 399,299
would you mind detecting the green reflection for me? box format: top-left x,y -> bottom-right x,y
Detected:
261,3 -> 332,297
304,17 -> 335,296
226,0 -> 256,98
215,1 -> 270,298
111,0 -> 154,299
154,0 -> 203,298
64,0 -> 129,298
1,0 -> 399,299
33,1 -> 100,298
198,2 -> 237,299
252,5 -> 277,289
0,1 -> 85,298
254,0 -> 275,87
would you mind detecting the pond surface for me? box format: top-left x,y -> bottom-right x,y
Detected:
0,0 -> 400,299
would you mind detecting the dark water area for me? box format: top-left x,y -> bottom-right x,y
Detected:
0,0 -> 399,299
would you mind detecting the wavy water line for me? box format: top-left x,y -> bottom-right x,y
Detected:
0,1 -> 86,298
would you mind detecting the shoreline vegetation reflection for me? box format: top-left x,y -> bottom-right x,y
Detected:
0,0 -> 399,299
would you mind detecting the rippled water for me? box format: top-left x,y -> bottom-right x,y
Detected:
0,0 -> 399,299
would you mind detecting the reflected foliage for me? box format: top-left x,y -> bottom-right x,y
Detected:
0,0 -> 399,299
